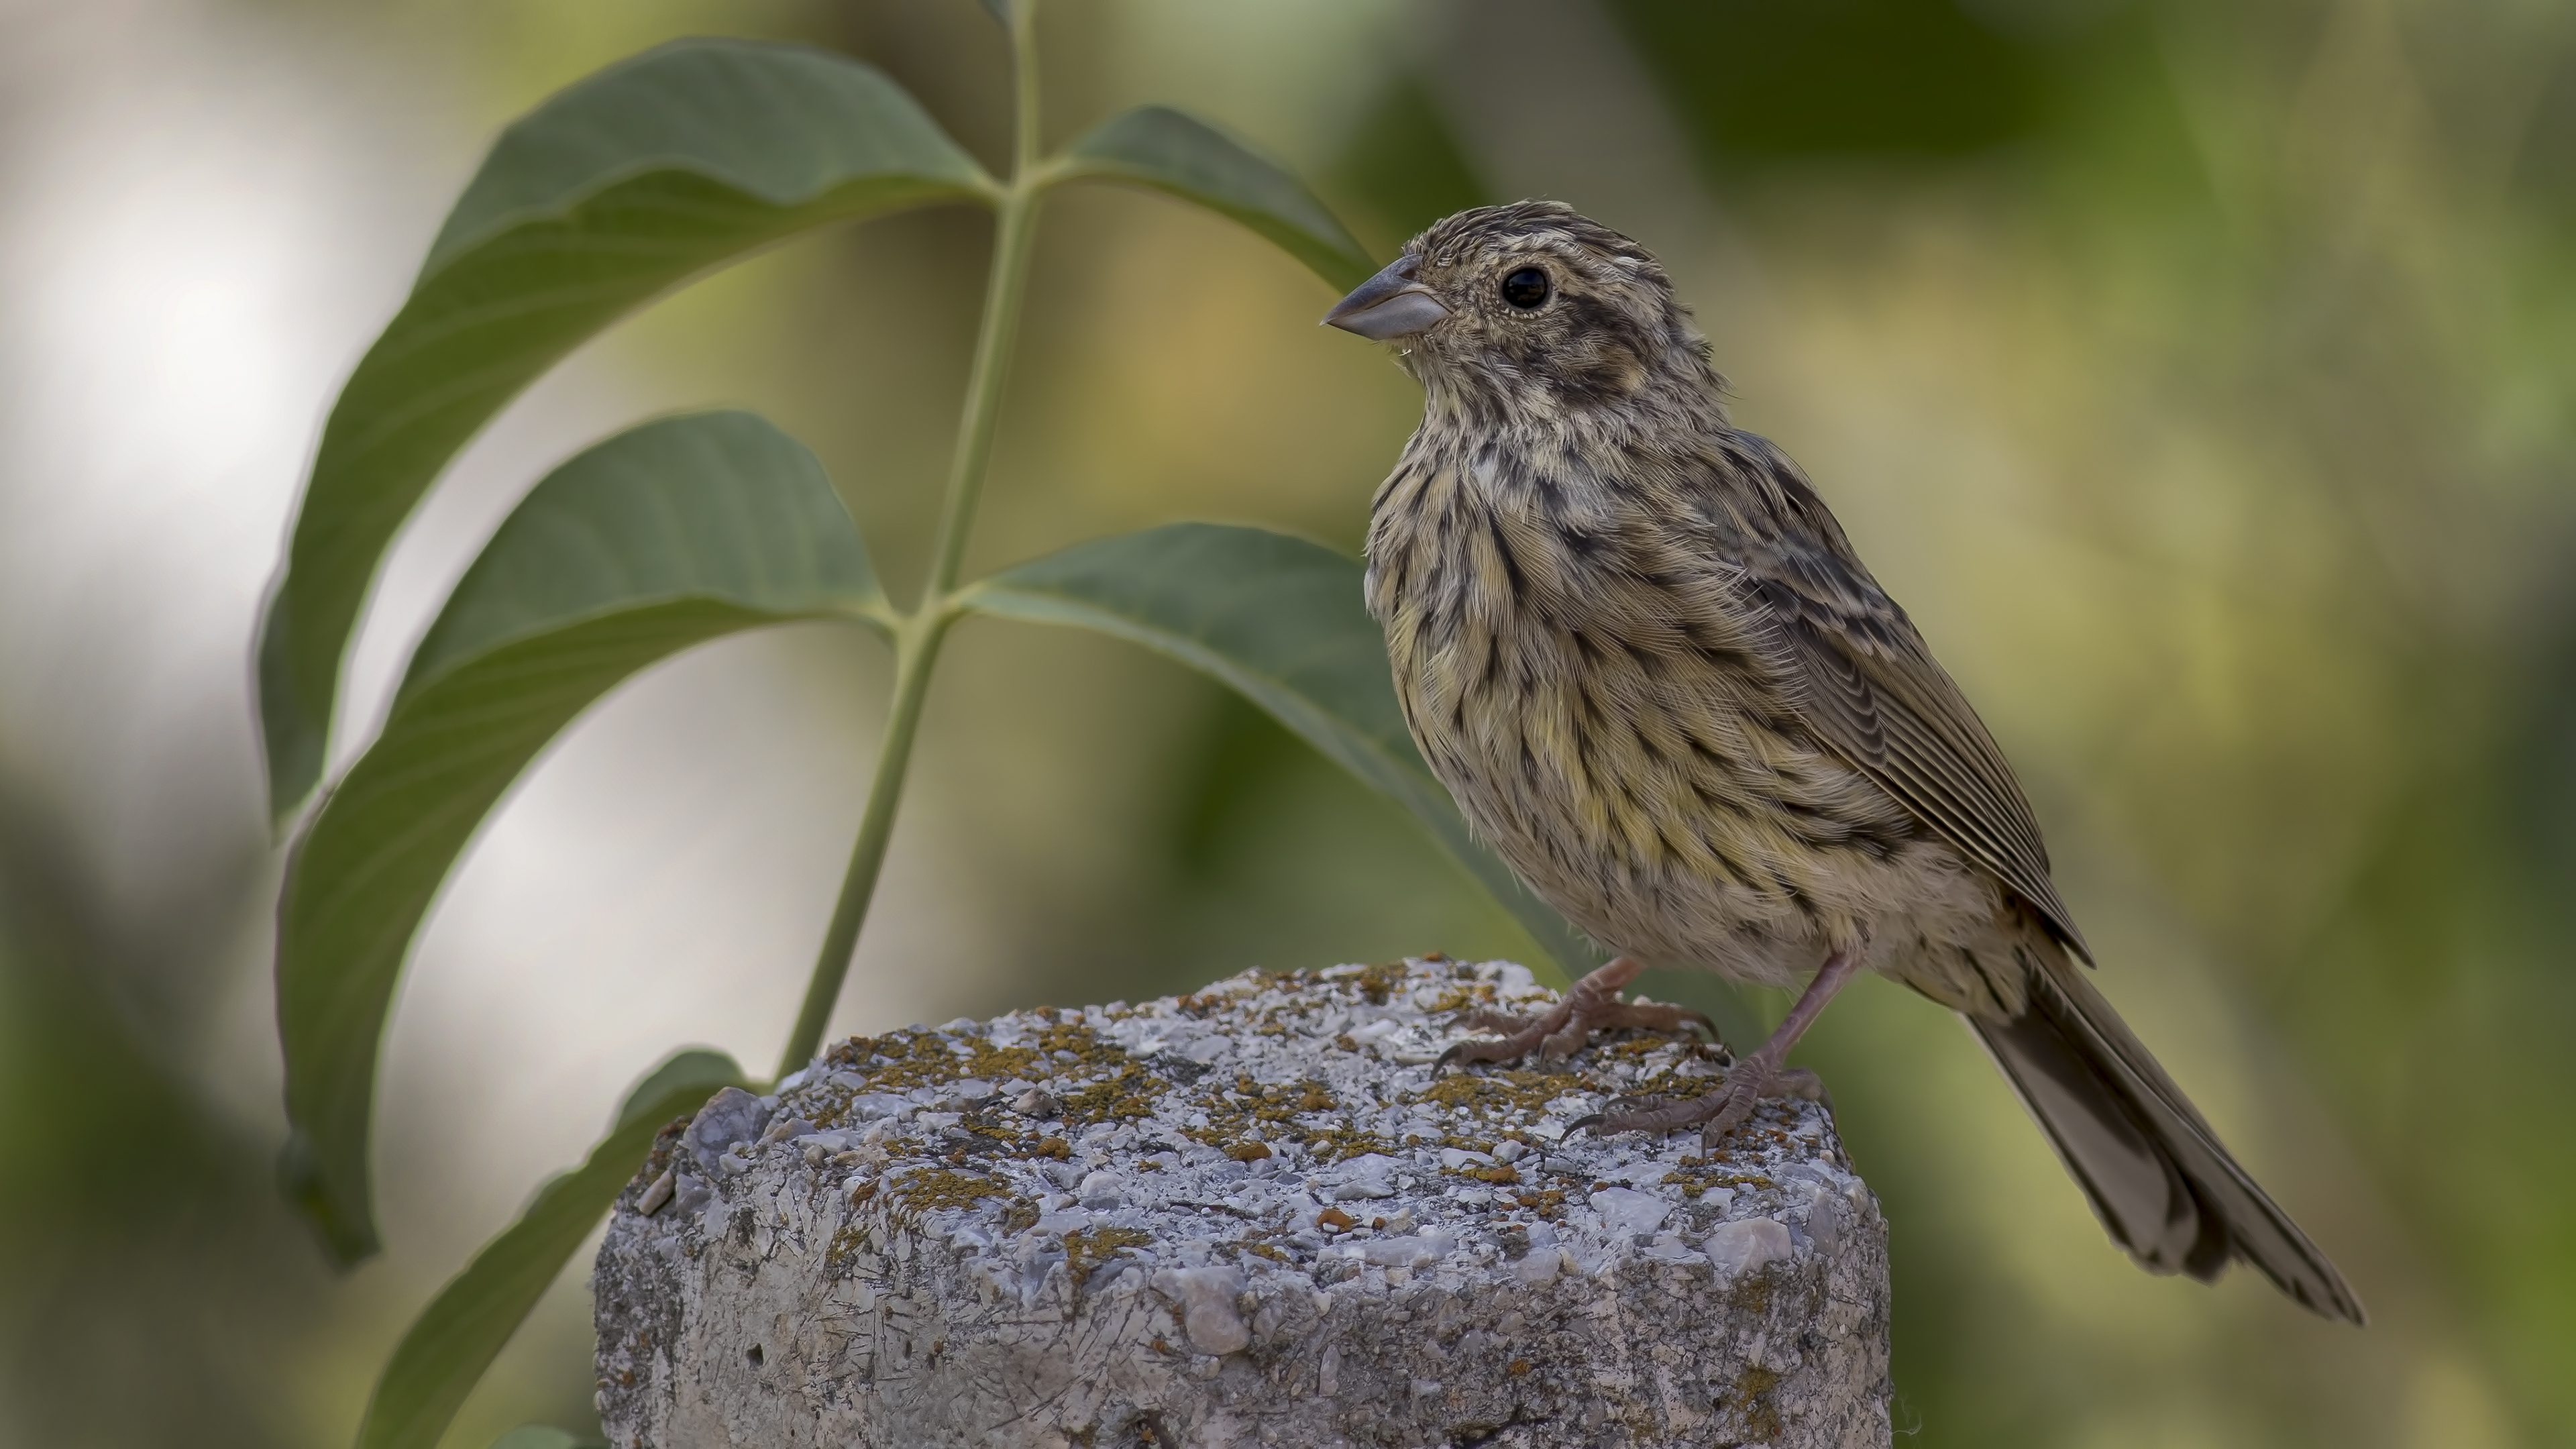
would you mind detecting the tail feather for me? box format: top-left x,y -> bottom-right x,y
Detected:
1964,954 -> 2366,1324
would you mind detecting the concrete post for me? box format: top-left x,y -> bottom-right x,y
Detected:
594,959 -> 1891,1448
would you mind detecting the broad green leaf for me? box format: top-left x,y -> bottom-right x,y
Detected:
278,412 -> 879,1265
1052,107 -> 1375,292
259,38 -> 991,823
963,523 -> 1592,978
360,1049 -> 744,1449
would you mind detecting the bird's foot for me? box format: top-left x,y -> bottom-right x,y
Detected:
1436,957 -> 1717,1071
1572,945 -> 1868,1146
1572,1065 -> 1825,1141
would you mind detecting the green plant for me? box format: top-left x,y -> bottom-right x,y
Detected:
256,5 -> 1607,1444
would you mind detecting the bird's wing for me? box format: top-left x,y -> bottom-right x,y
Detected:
1719,437 -> 2091,959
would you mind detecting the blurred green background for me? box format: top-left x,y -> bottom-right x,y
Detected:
3,0 -> 2571,1443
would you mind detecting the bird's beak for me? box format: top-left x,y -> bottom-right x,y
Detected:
1324,256 -> 1449,340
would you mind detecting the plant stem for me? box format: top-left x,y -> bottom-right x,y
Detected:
922,3 -> 1044,603
777,612 -> 952,1077
775,0 -> 1046,1079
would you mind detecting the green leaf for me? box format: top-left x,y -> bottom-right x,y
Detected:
1053,107 -> 1375,291
963,523 -> 1593,978
360,1049 -> 744,1449
278,411 -> 878,1265
258,38 -> 991,824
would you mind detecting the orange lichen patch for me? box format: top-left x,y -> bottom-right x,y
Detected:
1064,1226 -> 1153,1291
1354,961 -> 1407,1005
1300,1126 -> 1391,1164
1419,981 -> 1506,1014
885,1169 -> 1003,1224
1409,1066 -> 1589,1118
825,1222 -> 873,1267
1225,1142 -> 1271,1161
1659,1153 -> 1778,1197
1263,1083 -> 1332,1124
1057,1061 -> 1168,1128
810,1014 -> 1161,1133
1722,1364 -> 1784,1440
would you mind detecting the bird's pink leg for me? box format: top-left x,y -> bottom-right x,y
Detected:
1577,949 -> 1864,1144
1438,956 -> 1717,1070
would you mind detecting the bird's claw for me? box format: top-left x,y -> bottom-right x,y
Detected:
1694,1077 -> 1765,1146
1569,1063 -> 1828,1143
1567,1093 -> 1681,1138
1435,957 -> 1721,1075
1687,1064 -> 1831,1145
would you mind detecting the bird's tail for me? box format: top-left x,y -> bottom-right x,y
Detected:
1963,951 -> 2366,1324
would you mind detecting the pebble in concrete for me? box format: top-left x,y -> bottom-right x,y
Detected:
593,958 -> 1892,1448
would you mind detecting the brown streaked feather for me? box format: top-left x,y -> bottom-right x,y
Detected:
1718,438 -> 2093,961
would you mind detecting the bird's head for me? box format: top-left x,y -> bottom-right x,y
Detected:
1323,201 -> 1712,419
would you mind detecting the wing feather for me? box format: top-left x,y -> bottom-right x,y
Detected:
1718,437 -> 2092,959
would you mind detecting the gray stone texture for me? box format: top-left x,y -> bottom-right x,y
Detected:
594,959 -> 1891,1448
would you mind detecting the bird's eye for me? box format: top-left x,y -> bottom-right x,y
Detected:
1500,267 -> 1550,309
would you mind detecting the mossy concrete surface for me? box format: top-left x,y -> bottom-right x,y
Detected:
592,959 -> 1891,1447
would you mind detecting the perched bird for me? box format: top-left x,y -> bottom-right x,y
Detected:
1325,200 -> 2364,1324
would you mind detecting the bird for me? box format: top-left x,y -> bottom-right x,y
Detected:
1323,199 -> 2364,1324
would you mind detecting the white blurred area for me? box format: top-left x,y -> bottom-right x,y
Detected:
0,0 -> 415,934
0,0 -> 1008,1284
